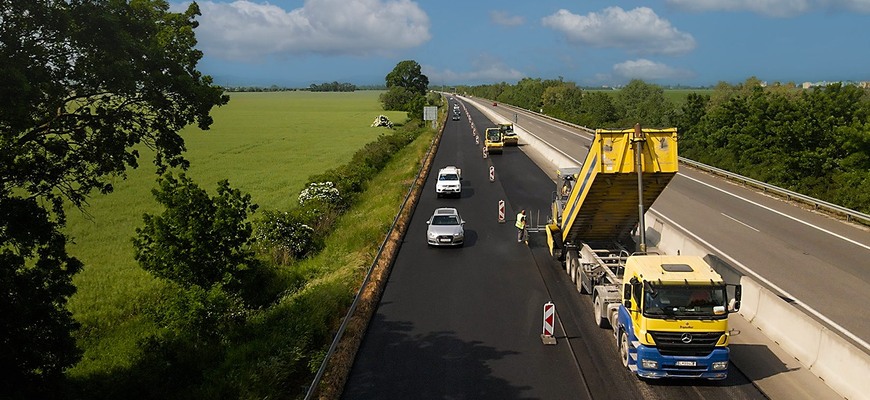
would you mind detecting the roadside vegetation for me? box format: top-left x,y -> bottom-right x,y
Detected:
459,78 -> 870,214
2,0 -> 435,397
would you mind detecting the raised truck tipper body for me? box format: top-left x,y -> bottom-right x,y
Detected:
436,166 -> 462,198
545,126 -> 741,380
484,128 -> 504,154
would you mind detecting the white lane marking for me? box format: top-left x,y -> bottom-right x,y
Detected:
721,213 -> 760,232
680,174 -> 870,252
651,209 -> 870,352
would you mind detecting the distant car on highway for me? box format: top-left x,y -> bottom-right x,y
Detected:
426,208 -> 465,246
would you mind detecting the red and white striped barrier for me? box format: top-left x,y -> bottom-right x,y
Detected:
489,166 -> 495,182
482,146 -> 488,159
541,302 -> 557,345
475,135 -> 479,145
498,200 -> 505,223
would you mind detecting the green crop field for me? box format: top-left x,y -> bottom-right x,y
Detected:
64,91 -> 407,377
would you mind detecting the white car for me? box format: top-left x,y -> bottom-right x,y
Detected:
426,208 -> 465,246
435,166 -> 462,198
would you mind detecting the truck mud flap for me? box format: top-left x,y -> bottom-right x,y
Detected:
546,225 -> 565,261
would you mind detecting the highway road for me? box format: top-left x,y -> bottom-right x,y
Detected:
478,101 -> 870,352
342,101 -> 766,399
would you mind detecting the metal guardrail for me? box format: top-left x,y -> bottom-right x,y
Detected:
479,97 -> 870,226
303,113 -> 443,399
679,157 -> 870,225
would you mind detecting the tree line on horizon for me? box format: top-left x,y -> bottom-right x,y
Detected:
457,77 -> 870,214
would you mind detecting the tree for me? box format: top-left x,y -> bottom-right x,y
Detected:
0,0 -> 227,389
578,92 -> 618,128
542,83 -> 584,121
385,60 -> 429,95
134,174 -> 258,291
379,86 -> 417,112
614,79 -> 674,127
381,60 -> 429,117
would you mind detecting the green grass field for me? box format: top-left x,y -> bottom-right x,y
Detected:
64,91 -> 407,377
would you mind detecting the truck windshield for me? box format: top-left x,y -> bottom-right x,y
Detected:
643,285 -> 726,318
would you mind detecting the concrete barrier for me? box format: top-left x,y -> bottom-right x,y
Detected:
813,329 -> 870,400
751,284 -> 822,367
735,276 -> 761,322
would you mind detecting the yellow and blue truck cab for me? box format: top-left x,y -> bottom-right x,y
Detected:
617,255 -> 740,380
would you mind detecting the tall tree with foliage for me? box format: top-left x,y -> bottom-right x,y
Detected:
614,79 -> 674,127
381,60 -> 429,118
385,60 -> 429,95
542,83 -> 584,122
578,92 -> 619,128
133,174 -> 258,291
0,0 -> 227,392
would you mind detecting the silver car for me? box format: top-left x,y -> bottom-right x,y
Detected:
426,208 -> 465,246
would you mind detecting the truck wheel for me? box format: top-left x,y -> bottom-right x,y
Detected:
593,296 -> 609,328
619,331 -> 630,369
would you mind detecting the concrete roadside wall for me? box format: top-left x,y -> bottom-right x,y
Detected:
646,209 -> 869,400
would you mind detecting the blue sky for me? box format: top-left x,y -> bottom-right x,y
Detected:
175,0 -> 870,87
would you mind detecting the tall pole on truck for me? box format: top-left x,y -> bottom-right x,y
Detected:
634,123 -> 647,253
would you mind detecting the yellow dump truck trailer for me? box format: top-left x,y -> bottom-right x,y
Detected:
545,125 -> 741,380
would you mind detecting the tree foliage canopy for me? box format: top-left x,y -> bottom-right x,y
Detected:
133,174 -> 258,290
385,60 -> 429,95
0,0 -> 227,390
381,60 -> 429,117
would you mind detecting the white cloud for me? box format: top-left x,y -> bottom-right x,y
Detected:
666,0 -> 811,17
611,59 -> 693,81
838,0 -> 870,12
666,0 -> 870,17
490,10 -> 525,27
541,7 -> 695,55
424,56 -> 524,84
193,0 -> 430,60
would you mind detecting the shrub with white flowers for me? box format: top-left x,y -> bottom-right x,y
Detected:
254,211 -> 317,264
298,181 -> 341,206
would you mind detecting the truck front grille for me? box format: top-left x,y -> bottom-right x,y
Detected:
648,331 -> 724,357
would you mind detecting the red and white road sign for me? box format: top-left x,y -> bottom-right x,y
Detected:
498,200 -> 505,223
543,302 -> 555,336
489,166 -> 495,182
542,302 -> 556,344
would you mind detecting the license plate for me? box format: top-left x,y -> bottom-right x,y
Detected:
675,361 -> 696,367
439,238 -> 452,243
